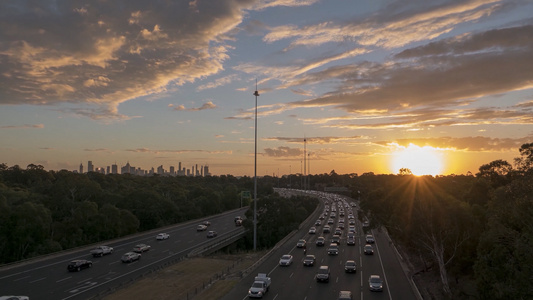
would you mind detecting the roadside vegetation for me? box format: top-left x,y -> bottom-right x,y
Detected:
1,142 -> 532,299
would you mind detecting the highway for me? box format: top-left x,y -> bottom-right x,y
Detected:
0,208 -> 247,300
222,190 -> 418,300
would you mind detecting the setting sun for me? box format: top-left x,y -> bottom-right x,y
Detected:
390,144 -> 444,176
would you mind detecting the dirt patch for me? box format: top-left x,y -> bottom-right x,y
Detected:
102,251 -> 266,300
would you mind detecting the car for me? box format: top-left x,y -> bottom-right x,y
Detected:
121,252 -> 141,263
347,236 -> 355,245
349,219 -> 355,225
331,235 -> 341,244
90,245 -> 114,257
303,254 -> 316,266
207,230 -> 218,238
323,225 -> 331,233
315,220 -> 322,226
316,265 -> 330,282
156,233 -> 170,240
67,259 -> 92,272
344,260 -> 357,273
133,244 -> 151,253
203,220 -> 211,226
369,275 -> 383,291
338,291 -> 353,300
308,227 -> 317,234
337,222 -> 345,229
364,244 -> 374,255
197,224 -> 208,231
316,236 -> 326,246
296,239 -> 306,248
335,228 -> 342,236
327,243 -> 339,255
366,234 -> 375,243
279,254 -> 293,266
327,218 -> 334,224
363,220 -> 370,227
0,296 -> 29,300
348,225 -> 356,233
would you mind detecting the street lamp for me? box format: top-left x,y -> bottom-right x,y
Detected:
253,81 -> 259,251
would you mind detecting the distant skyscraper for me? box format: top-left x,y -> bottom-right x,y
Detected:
112,163 -> 118,174
79,163 -> 83,174
170,166 -> 175,176
88,161 -> 94,172
121,162 -> 131,174
106,166 -> 110,174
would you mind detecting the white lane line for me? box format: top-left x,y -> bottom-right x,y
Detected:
56,276 -> 72,283
13,276 -> 30,281
78,277 -> 92,284
373,229 -> 393,299
29,277 -> 46,283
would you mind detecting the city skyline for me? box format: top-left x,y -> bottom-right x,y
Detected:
1,1 -> 532,176
76,160 -> 211,177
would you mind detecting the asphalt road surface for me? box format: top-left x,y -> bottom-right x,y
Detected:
222,189 -> 418,300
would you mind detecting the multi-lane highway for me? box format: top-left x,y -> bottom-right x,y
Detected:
0,208 -> 247,300
222,190 -> 418,300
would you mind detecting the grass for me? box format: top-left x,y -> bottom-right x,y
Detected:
102,251 -> 266,300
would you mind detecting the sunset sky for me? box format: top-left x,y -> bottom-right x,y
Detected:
1,0 -> 532,177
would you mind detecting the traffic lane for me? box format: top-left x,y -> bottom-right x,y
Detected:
222,198 -> 326,300
372,230 -> 417,300
0,209 -> 247,299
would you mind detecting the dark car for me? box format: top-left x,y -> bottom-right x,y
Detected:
369,275 -> 383,291
121,252 -> 141,263
347,236 -> 355,245
327,243 -> 339,255
67,259 -> 92,272
344,260 -> 357,273
366,234 -> 375,243
316,265 -> 330,282
303,255 -> 316,266
331,234 -> 341,244
316,236 -> 326,246
207,230 -> 217,238
364,244 -> 374,255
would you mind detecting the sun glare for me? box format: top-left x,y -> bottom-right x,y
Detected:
390,144 -> 444,176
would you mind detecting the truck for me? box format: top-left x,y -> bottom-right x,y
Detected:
248,273 -> 271,298
90,245 -> 114,257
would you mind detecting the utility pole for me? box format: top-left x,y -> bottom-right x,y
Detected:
304,137 -> 307,190
253,80 -> 259,251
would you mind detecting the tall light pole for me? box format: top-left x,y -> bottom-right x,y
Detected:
253,81 -> 259,251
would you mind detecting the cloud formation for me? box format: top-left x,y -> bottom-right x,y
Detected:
0,0 -> 251,119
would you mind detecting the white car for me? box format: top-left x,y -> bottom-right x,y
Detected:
156,233 -> 170,240
308,227 -> 317,234
279,254 -> 293,266
197,224 -> 207,231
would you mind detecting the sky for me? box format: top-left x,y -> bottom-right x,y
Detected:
1,0 -> 533,177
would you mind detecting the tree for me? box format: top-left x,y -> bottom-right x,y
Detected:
399,168 -> 413,175
514,142 -> 533,173
476,159 -> 513,187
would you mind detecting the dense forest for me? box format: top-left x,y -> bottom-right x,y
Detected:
1,142 -> 532,299
0,166 -> 273,264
